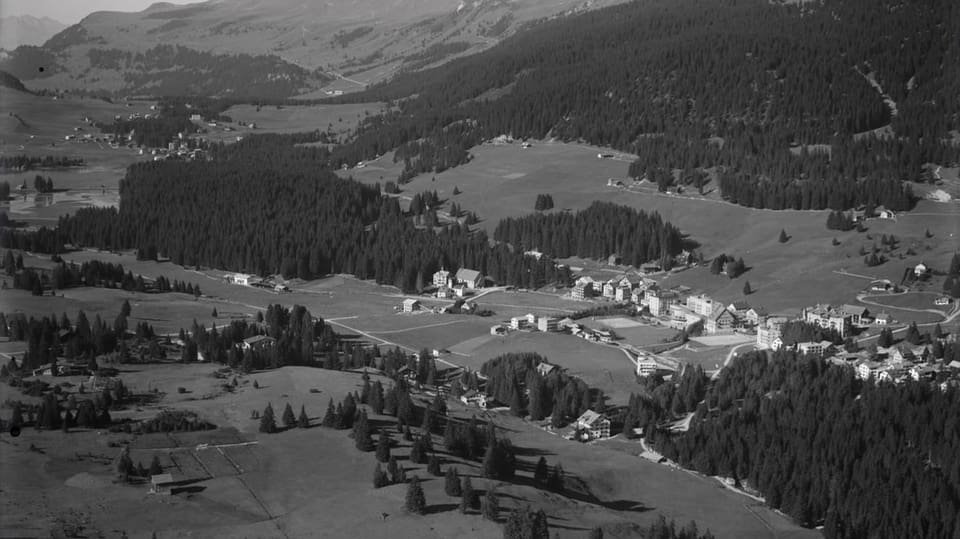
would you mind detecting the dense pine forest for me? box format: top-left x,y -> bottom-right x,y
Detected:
0,131 -> 686,290
333,0 -> 957,211
493,202 -> 685,267
649,351 -> 960,539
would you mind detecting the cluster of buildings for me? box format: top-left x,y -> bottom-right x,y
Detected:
432,267 -> 484,299
834,345 -> 960,391
224,273 -> 290,293
489,313 -> 618,344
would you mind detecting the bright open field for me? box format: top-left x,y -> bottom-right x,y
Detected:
347,140 -> 960,325
200,102 -> 386,144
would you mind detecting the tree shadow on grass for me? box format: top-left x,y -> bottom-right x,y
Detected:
425,503 -> 459,515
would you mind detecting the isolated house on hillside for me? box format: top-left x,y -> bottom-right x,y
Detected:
403,299 -> 421,313
575,410 -> 611,440
150,474 -> 175,495
456,268 -> 483,289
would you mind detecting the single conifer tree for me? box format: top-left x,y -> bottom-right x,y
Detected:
482,484 -> 499,521
444,466 -> 461,496
460,476 -> 477,513
534,456 -> 549,483
376,429 -> 391,462
405,476 -> 427,515
427,453 -> 442,476
149,455 -> 163,475
297,405 -> 309,428
282,402 -> 296,428
259,403 -> 277,434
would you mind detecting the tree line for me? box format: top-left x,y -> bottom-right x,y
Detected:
493,202 -> 685,269
0,155 -> 83,173
651,350 -> 960,539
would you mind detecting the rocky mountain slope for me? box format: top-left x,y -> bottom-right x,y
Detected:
0,0 -> 623,97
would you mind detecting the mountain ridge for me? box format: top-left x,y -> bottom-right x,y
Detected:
0,0 -> 625,97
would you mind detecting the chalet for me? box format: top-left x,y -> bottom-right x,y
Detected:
608,253 -> 621,265
879,209 -> 896,220
274,284 -> 290,293
947,360 -> 960,371
602,281 -> 617,299
909,365 -> 938,382
436,286 -> 451,299
595,329 -> 615,343
536,362 -> 557,377
537,316 -> 559,332
914,262 -> 929,277
558,317 -> 578,331
615,282 -> 633,302
705,306 -> 736,334
525,313 -> 537,325
727,300 -> 751,315
227,273 -> 254,286
452,285 -> 467,297
402,299 -> 421,313
455,268 -> 483,289
745,307 -> 768,326
242,335 -> 276,351
840,305 -> 869,325
874,311 -> 893,325
870,280 -> 892,292
797,341 -> 832,357
575,410 -> 611,440
189,114 -> 202,121
630,289 -> 644,304
432,269 -> 451,288
460,390 -> 494,408
770,337 -> 785,351
150,473 -> 175,495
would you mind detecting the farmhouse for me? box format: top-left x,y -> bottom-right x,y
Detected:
432,268 -> 451,287
436,286 -> 451,299
227,273 -> 254,286
150,473 -> 175,495
455,268 -> 484,289
935,297 -> 951,306
914,262 -> 928,277
403,299 -> 421,313
242,335 -> 276,351
575,410 -> 611,440
536,362 -> 557,376
874,311 -> 893,325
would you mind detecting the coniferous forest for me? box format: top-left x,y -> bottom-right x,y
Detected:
1,134 -> 683,291
332,0 -> 957,211
649,351 -> 960,539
